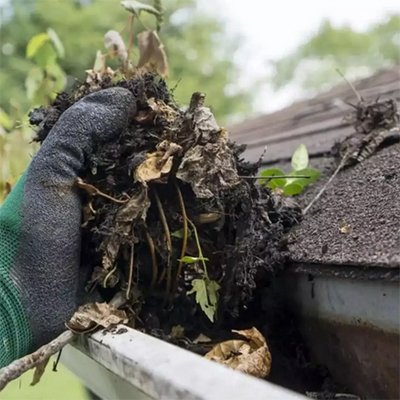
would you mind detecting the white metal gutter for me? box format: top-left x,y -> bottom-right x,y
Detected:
62,326 -> 306,400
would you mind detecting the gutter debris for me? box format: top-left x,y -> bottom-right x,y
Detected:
27,69 -> 399,398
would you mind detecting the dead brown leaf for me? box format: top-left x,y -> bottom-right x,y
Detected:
66,302 -> 128,334
137,30 -> 168,77
204,327 -> 271,378
103,185 -> 150,271
193,333 -> 212,344
339,221 -> 352,234
134,140 -> 182,183
104,30 -> 128,63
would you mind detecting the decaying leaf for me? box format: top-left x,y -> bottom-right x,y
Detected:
137,30 -> 168,77
134,97 -> 180,125
85,50 -> 115,89
66,302 -> 128,334
134,140 -> 182,183
188,278 -> 220,322
339,221 -> 352,234
177,136 -> 240,198
176,96 -> 240,198
30,357 -> 50,386
205,327 -> 271,378
102,185 -> 150,271
193,333 -> 212,344
104,30 -> 128,63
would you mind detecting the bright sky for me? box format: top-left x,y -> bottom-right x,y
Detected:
200,0 -> 400,115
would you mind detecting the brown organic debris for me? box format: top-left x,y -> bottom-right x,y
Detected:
205,327 -> 272,378
137,30 -> 169,77
66,302 -> 128,334
29,71 -> 301,386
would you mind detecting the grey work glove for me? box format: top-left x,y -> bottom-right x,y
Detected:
0,87 -> 136,367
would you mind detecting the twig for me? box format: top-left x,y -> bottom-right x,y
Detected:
336,68 -> 363,103
102,266 -> 117,287
52,350 -> 62,372
127,15 -> 134,62
76,178 -> 129,204
187,218 -> 209,280
0,331 -> 74,391
153,188 -> 172,298
126,242 -> 135,299
173,182 -> 189,296
239,175 -> 312,179
145,229 -> 158,289
303,154 -> 349,215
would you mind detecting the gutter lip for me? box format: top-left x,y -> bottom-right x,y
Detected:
64,326 -> 307,400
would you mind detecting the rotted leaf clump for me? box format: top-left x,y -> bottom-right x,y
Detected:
30,71 -> 300,335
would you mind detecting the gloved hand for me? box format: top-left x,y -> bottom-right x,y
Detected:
0,87 -> 136,367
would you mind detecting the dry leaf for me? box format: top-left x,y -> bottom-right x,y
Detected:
104,30 -> 128,63
30,357 -> 50,386
177,137 -> 240,198
103,185 -> 150,271
204,327 -> 271,378
85,50 -> 115,89
134,140 -> 182,183
193,333 -> 212,344
66,302 -> 128,334
137,30 -> 168,77
339,221 -> 351,234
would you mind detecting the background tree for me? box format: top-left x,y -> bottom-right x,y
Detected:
0,0 -> 250,122
271,14 -> 400,94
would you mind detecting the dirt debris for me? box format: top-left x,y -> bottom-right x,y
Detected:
29,72 -> 300,335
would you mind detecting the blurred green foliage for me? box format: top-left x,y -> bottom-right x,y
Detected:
0,0 -> 250,122
271,14 -> 400,92
0,0 -> 251,200
1,361 -> 87,400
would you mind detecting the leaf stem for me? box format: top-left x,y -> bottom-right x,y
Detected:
173,181 -> 189,295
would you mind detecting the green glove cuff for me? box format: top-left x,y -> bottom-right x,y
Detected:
0,174 -> 33,367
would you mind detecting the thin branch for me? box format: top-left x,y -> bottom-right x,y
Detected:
239,175 -> 312,179
187,218 -> 209,280
145,229 -> 158,289
153,188 -> 172,298
336,68 -> 363,103
0,331 -> 74,391
303,154 -> 349,215
173,182 -> 189,296
126,242 -> 135,299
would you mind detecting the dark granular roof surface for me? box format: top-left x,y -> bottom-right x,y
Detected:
287,143 -> 400,268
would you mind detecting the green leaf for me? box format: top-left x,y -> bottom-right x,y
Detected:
287,168 -> 321,188
121,0 -> 160,17
33,42 -> 57,68
25,67 -> 45,101
283,182 -> 304,196
258,167 -> 286,189
47,28 -> 65,58
178,256 -> 209,264
291,144 -> 309,171
187,278 -> 220,322
26,33 -> 49,58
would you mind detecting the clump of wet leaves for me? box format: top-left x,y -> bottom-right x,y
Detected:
30,72 -> 300,338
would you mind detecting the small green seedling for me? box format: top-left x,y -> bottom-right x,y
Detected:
259,144 -> 320,196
